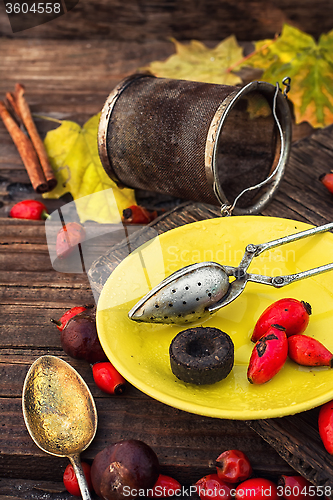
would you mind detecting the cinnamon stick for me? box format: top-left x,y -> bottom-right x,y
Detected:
14,84 -> 57,191
5,92 -> 22,123
0,101 -> 48,193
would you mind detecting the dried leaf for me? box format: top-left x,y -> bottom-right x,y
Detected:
143,36 -> 244,86
43,113 -> 136,223
247,24 -> 333,128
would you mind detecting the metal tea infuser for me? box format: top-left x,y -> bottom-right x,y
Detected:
98,74 -> 292,216
129,222 -> 333,325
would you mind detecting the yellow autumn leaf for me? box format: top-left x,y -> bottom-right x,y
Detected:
247,24 -> 333,128
142,36 -> 244,86
43,113 -> 136,223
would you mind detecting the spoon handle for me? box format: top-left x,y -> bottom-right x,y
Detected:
69,454 -> 92,500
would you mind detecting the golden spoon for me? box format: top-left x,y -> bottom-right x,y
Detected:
22,355 -> 97,500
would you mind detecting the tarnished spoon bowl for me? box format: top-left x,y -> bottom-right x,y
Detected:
22,355 -> 97,500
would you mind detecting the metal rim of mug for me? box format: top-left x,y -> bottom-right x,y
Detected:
205,80 -> 292,216
98,73 -> 155,189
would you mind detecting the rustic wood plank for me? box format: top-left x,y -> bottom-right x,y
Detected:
0,39 -> 173,95
0,301 -> 100,348
0,393 -> 294,484
0,478 -> 75,500
0,270 -> 89,287
0,0 -> 332,41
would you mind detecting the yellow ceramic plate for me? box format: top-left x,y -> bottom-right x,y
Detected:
97,216 -> 333,419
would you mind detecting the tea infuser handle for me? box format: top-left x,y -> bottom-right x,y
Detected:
247,261 -> 333,288
251,222 -> 333,257
219,79 -> 288,217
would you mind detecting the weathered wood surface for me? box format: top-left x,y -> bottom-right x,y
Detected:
1,0 -> 332,40
0,37 -> 333,499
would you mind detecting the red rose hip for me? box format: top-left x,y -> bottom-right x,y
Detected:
277,475 -> 314,500
251,298 -> 312,342
216,449 -> 252,483
56,221 -> 86,259
148,474 -> 181,497
122,205 -> 158,224
318,400 -> 333,454
288,335 -> 333,367
235,478 -> 278,500
248,325 -> 288,384
9,199 -> 49,220
63,461 -> 92,496
319,172 -> 333,194
92,362 -> 126,395
51,304 -> 94,331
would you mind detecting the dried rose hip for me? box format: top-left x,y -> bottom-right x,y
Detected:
9,199 -> 49,220
248,325 -> 288,384
216,449 -> 252,483
251,298 -> 312,342
288,335 -> 333,367
318,400 -> 333,454
195,474 -> 232,500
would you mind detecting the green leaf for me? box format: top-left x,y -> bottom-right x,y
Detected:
142,36 -> 244,86
43,113 -> 136,223
247,24 -> 333,128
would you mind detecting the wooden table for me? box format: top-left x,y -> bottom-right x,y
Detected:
1,38 -> 333,499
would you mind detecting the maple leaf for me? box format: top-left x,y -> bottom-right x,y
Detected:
142,36 -> 244,86
246,24 -> 333,128
43,113 -> 136,223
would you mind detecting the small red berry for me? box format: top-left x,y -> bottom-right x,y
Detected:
318,400 -> 333,454
288,335 -> 333,367
216,449 -> 252,483
51,304 -> 94,331
319,172 -> 333,194
251,298 -> 311,342
195,474 -> 232,500
63,461 -> 92,496
9,200 -> 49,220
277,475 -> 314,500
235,478 -> 278,500
248,325 -> 288,384
56,222 -> 86,259
148,474 -> 182,497
92,362 -> 126,395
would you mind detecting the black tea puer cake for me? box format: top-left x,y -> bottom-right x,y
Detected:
169,326 -> 234,385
